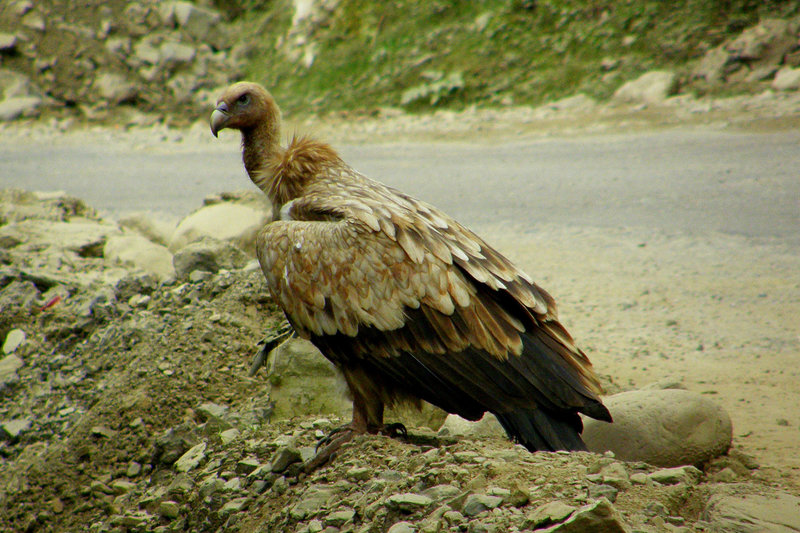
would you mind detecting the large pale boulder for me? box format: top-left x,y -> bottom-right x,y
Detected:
582,388 -> 732,467
266,338 -> 352,420
613,71 -> 678,104
168,203 -> 267,256
172,237 -> 248,279
104,233 -> 175,281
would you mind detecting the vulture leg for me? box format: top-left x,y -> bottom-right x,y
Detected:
304,390 -> 372,472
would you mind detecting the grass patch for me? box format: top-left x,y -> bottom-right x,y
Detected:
221,0 -> 800,116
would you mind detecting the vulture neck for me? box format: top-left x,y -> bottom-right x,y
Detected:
240,120 -> 280,195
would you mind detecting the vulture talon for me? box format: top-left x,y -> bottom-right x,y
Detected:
382,422 -> 408,439
305,430 -> 356,472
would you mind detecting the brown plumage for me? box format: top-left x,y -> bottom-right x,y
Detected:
211,82 -> 611,464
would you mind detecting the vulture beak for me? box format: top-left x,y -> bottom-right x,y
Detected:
210,102 -> 230,138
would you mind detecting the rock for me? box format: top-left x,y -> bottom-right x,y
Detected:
0,96 -> 42,121
0,354 -> 23,390
325,509 -> 355,527
692,45 -> 733,83
462,494 -> 503,517
1,418 -> 32,440
172,1 -> 222,41
422,484 -> 461,502
2,329 -> 26,354
0,218 -> 121,256
0,33 -> 17,52
290,485 -> 337,519
172,238 -> 248,279
587,484 -> 618,503
169,203 -> 267,256
528,501 -> 576,528
772,67 -> 800,91
437,412 -> 506,439
704,488 -> 800,532
159,41 -> 196,69
117,212 -> 176,247
267,338 -> 352,420
219,497 -> 249,516
582,388 -> 732,467
613,71 -> 678,104
539,498 -> 629,533
93,72 -> 139,104
388,522 -> 417,533
270,446 -> 302,473
648,466 -> 703,486
158,500 -> 180,519
219,428 -> 240,445
235,457 -> 259,475
726,18 -> 798,70
104,234 -> 175,281
174,442 -> 207,472
386,493 -> 434,512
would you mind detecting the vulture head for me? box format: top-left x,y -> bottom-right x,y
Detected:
210,81 -> 280,137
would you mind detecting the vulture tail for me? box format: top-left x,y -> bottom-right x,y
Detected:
494,408 -> 588,452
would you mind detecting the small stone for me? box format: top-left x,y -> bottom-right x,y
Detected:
539,498 -> 627,532
174,442 -> 207,472
271,446 -> 302,473
223,477 -> 242,492
772,67 -> 800,91
2,329 -> 26,354
346,466 -> 373,481
462,494 -> 503,517
386,493 -> 434,512
710,467 -> 738,483
325,509 -> 355,527
290,485 -> 336,519
443,510 -> 466,526
648,466 -> 703,486
0,33 -> 18,52
0,354 -> 23,390
387,521 -> 417,533
90,425 -> 117,439
236,457 -> 260,475
422,484 -> 461,502
119,511 -> 153,528
111,480 -> 137,494
629,472 -> 648,485
1,418 -> 32,440
528,501 -> 576,528
219,497 -> 248,517
126,462 -> 142,477
158,500 -> 180,519
588,484 -> 619,503
307,519 -> 324,533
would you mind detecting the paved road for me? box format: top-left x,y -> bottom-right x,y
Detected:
3,128 -> 799,247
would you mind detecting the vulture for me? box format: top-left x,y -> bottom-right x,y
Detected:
210,82 -> 611,467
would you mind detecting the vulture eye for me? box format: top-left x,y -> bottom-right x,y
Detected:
238,94 -> 251,105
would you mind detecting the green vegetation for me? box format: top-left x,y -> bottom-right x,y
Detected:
220,0 -> 799,115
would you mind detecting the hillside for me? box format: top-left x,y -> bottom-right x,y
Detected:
0,0 -> 799,125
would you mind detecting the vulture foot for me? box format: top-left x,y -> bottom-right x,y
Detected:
304,428 -> 357,472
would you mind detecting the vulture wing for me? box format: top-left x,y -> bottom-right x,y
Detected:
257,164 -> 611,451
